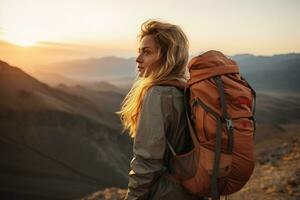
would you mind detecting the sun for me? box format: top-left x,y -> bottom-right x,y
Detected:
3,35 -> 38,47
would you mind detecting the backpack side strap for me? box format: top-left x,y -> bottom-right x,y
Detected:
213,76 -> 234,154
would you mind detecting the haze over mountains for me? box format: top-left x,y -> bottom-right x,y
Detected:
231,53 -> 300,92
1,52 -> 300,199
30,53 -> 300,92
31,56 -> 136,87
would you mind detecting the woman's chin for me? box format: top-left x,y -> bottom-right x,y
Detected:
138,71 -> 144,77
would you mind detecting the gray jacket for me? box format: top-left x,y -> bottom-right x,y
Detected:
124,86 -> 200,200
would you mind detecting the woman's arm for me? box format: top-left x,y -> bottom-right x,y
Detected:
124,87 -> 172,200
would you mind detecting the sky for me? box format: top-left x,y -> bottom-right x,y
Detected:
0,0 -> 299,68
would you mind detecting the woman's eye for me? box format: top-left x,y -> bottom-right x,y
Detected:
137,50 -> 151,55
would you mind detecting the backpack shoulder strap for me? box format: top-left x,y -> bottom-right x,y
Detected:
155,79 -> 187,90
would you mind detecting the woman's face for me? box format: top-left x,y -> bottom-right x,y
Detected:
136,35 -> 161,77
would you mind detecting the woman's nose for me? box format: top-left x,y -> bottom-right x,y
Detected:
136,54 -> 143,64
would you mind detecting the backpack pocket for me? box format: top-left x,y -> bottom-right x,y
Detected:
199,146 -> 232,178
170,145 -> 200,181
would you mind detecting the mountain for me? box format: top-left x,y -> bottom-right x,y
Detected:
31,53 -> 300,93
54,83 -> 126,124
0,60 -> 132,200
230,53 -> 300,92
0,60 -> 125,128
31,70 -> 128,94
255,92 -> 300,124
34,56 -> 136,83
29,70 -> 79,87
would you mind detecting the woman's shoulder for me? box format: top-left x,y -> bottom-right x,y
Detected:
148,85 -> 184,97
143,86 -> 185,114
141,85 -> 185,121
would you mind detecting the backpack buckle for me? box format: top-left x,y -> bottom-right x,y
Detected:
225,118 -> 234,131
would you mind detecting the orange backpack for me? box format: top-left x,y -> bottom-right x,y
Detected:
161,50 -> 256,200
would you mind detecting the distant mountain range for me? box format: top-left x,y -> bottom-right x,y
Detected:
30,70 -> 129,94
230,53 -> 300,92
33,56 -> 136,83
31,53 -> 300,92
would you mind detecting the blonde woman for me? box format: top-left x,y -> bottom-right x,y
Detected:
117,20 -> 201,200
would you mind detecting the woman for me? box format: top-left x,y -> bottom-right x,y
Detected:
117,19 -> 200,200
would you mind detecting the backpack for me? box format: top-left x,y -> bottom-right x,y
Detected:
159,50 -> 256,200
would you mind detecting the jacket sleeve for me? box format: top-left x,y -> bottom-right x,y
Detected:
124,87 -> 172,200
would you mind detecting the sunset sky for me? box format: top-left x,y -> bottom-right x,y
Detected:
0,0 -> 299,69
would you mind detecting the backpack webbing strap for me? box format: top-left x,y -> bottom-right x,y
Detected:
192,98 -> 219,121
211,118 -> 223,200
166,87 -> 200,157
240,76 -> 257,132
184,88 -> 200,146
213,76 -> 234,153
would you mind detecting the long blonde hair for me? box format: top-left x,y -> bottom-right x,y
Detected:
116,19 -> 189,138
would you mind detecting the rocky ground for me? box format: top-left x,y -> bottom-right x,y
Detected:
80,188 -> 126,200
80,136 -> 300,200
230,136 -> 300,200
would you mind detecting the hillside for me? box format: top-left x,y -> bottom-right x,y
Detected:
0,60 -> 132,199
81,136 -> 300,200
